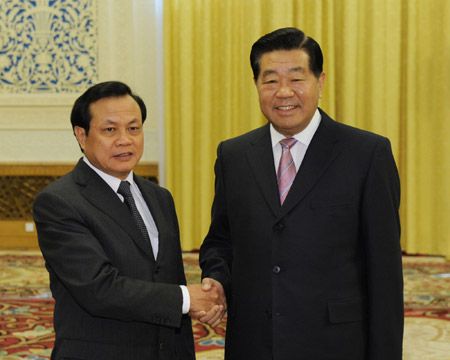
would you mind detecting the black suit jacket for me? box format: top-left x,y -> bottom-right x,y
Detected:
33,159 -> 195,360
200,109 -> 403,360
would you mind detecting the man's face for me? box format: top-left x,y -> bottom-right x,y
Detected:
74,95 -> 144,180
255,49 -> 326,137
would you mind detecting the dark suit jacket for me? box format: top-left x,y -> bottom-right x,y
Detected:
200,109 -> 403,360
33,159 -> 195,360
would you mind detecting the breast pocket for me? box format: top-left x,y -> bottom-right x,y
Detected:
310,199 -> 355,210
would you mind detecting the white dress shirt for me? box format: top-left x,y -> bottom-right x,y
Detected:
82,157 -> 190,314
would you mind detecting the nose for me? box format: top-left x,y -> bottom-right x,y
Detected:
115,129 -> 132,146
276,82 -> 294,98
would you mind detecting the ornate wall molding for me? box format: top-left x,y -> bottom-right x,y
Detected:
0,0 -> 98,93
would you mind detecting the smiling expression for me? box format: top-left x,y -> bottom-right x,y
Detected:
74,95 -> 144,179
255,49 -> 326,137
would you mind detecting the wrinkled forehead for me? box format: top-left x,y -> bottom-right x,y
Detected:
258,49 -> 311,78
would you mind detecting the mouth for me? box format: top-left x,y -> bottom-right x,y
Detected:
114,152 -> 133,158
276,105 -> 298,111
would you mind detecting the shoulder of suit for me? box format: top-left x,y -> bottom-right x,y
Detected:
319,109 -> 388,145
37,168 -> 77,197
336,125 -> 390,155
219,123 -> 269,149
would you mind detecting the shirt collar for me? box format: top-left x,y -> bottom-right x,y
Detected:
270,108 -> 322,148
82,156 -> 134,193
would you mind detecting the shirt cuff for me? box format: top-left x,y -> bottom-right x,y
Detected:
180,285 -> 190,314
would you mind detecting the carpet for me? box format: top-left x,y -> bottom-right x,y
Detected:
402,256 -> 450,360
1,251 -> 449,359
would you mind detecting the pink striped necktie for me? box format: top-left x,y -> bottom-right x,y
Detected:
277,138 -> 298,205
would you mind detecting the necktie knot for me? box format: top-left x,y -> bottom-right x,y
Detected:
118,180 -> 132,199
280,137 -> 297,150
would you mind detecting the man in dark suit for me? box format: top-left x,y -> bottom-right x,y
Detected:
33,81 -> 224,360
199,28 -> 404,359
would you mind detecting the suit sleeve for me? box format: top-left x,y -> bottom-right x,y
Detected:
199,142 -> 234,296
361,137 -> 403,359
33,188 -> 184,328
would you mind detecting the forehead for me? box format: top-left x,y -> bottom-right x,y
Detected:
259,49 -> 311,74
90,95 -> 141,120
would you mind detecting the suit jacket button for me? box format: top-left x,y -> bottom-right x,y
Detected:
155,266 -> 160,274
273,265 -> 281,274
265,309 -> 272,318
274,223 -> 283,230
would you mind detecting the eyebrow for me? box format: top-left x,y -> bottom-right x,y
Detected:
99,118 -> 140,128
261,66 -> 307,78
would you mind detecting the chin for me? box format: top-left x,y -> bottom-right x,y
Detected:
111,165 -> 133,175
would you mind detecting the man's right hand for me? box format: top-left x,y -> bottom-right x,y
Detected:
187,279 -> 227,328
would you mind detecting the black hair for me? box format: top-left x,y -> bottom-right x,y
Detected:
250,27 -> 323,80
70,81 -> 147,135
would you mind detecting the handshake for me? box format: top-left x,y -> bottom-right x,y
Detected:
187,278 -> 227,328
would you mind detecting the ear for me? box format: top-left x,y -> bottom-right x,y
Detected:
318,72 -> 326,99
74,126 -> 87,151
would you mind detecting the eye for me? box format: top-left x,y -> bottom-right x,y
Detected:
105,127 -> 115,132
129,126 -> 141,134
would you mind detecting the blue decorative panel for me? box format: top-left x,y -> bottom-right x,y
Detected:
0,0 -> 97,93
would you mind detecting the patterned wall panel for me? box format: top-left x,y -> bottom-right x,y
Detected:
0,176 -> 58,219
0,0 -> 98,93
0,164 -> 159,220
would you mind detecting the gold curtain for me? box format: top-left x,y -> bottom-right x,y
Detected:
164,0 -> 450,258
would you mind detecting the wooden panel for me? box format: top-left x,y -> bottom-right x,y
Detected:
0,220 -> 39,249
0,162 -> 158,177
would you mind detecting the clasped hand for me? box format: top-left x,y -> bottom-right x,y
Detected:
187,278 -> 227,328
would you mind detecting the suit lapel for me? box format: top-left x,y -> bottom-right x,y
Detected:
246,124 -> 281,217
73,160 -> 155,259
277,111 -> 343,220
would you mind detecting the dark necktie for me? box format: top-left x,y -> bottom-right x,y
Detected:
117,181 -> 151,244
277,138 -> 298,205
